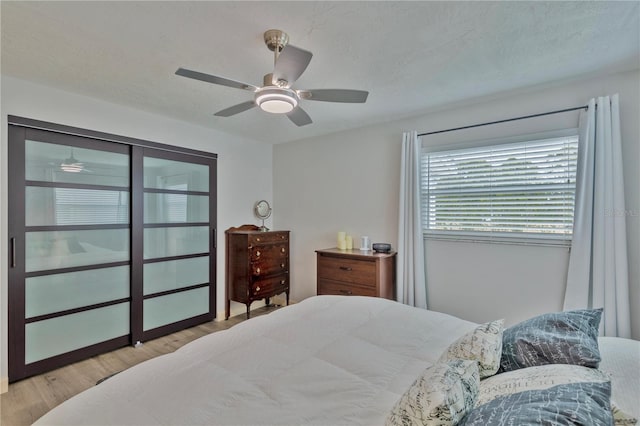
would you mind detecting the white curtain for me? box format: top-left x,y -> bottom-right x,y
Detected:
564,94 -> 631,338
397,131 -> 428,309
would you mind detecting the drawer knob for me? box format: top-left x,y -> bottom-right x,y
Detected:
255,267 -> 261,275
280,280 -> 285,285
256,237 -> 261,242
281,247 -> 286,253
339,289 -> 353,295
256,286 -> 261,292
280,263 -> 285,268
256,250 -> 261,257
281,235 -> 285,239
339,266 -> 352,271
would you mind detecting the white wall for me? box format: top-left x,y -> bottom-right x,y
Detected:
274,69 -> 640,338
0,76 -> 273,387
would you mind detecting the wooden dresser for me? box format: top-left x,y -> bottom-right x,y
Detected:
316,248 -> 396,300
226,225 -> 290,319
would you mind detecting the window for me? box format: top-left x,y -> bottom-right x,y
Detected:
421,131 -> 579,243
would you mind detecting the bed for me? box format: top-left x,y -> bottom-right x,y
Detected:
35,296 -> 639,425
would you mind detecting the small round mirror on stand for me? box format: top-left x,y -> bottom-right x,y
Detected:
254,200 -> 272,231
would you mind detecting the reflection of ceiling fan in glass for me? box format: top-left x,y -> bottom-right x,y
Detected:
60,149 -> 89,173
254,200 -> 272,232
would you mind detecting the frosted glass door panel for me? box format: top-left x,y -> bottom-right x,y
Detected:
143,226 -> 208,259
144,257 -> 209,295
26,187 -> 129,226
143,157 -> 208,192
26,266 -> 129,318
25,302 -> 130,364
143,287 -> 208,331
25,140 -> 129,187
26,229 -> 129,272
143,193 -> 208,224
141,152 -> 212,336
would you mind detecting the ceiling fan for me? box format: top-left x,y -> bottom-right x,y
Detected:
175,29 -> 369,127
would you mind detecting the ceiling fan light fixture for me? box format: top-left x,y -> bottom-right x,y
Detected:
255,87 -> 298,114
259,97 -> 295,114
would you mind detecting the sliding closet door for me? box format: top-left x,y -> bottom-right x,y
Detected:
9,127 -> 131,380
134,148 -> 216,341
8,116 -> 217,382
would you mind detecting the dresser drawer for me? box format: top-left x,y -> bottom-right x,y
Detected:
251,275 -> 288,298
248,232 -> 288,246
250,243 -> 287,261
317,278 -> 377,297
251,257 -> 288,277
317,255 -> 376,287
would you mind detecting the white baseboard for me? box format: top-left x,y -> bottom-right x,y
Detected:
1,376 -> 8,394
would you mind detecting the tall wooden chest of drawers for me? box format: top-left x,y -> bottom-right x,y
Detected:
316,248 -> 396,300
225,225 -> 290,319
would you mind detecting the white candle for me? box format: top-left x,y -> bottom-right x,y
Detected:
345,235 -> 353,249
338,239 -> 347,250
337,231 -> 346,246
361,236 -> 370,250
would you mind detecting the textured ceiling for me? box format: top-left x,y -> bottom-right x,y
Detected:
2,1 -> 639,144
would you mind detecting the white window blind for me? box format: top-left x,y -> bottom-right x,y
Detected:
165,183 -> 188,223
422,134 -> 579,240
54,188 -> 129,225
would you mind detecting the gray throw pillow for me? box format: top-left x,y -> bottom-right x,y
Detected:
459,381 -> 613,426
499,308 -> 602,373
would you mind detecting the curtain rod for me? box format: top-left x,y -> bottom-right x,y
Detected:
418,105 -> 588,137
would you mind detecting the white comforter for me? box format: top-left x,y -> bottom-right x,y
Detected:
35,296 -> 477,425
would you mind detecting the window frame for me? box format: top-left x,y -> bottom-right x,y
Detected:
421,128 -> 579,247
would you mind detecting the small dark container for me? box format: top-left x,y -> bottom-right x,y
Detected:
372,243 -> 391,253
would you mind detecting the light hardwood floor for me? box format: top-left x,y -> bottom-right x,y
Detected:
1,305 -> 280,426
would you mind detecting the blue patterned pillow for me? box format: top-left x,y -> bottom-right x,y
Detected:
459,381 -> 613,426
499,309 -> 602,373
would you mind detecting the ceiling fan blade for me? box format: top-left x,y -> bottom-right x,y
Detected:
176,68 -> 258,92
214,101 -> 256,117
299,89 -> 369,103
286,107 -> 312,127
272,45 -> 313,86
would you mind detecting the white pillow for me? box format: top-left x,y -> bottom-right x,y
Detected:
612,405 -> 639,426
438,319 -> 504,378
386,359 -> 480,426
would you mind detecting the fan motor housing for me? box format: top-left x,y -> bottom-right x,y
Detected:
264,29 -> 289,52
